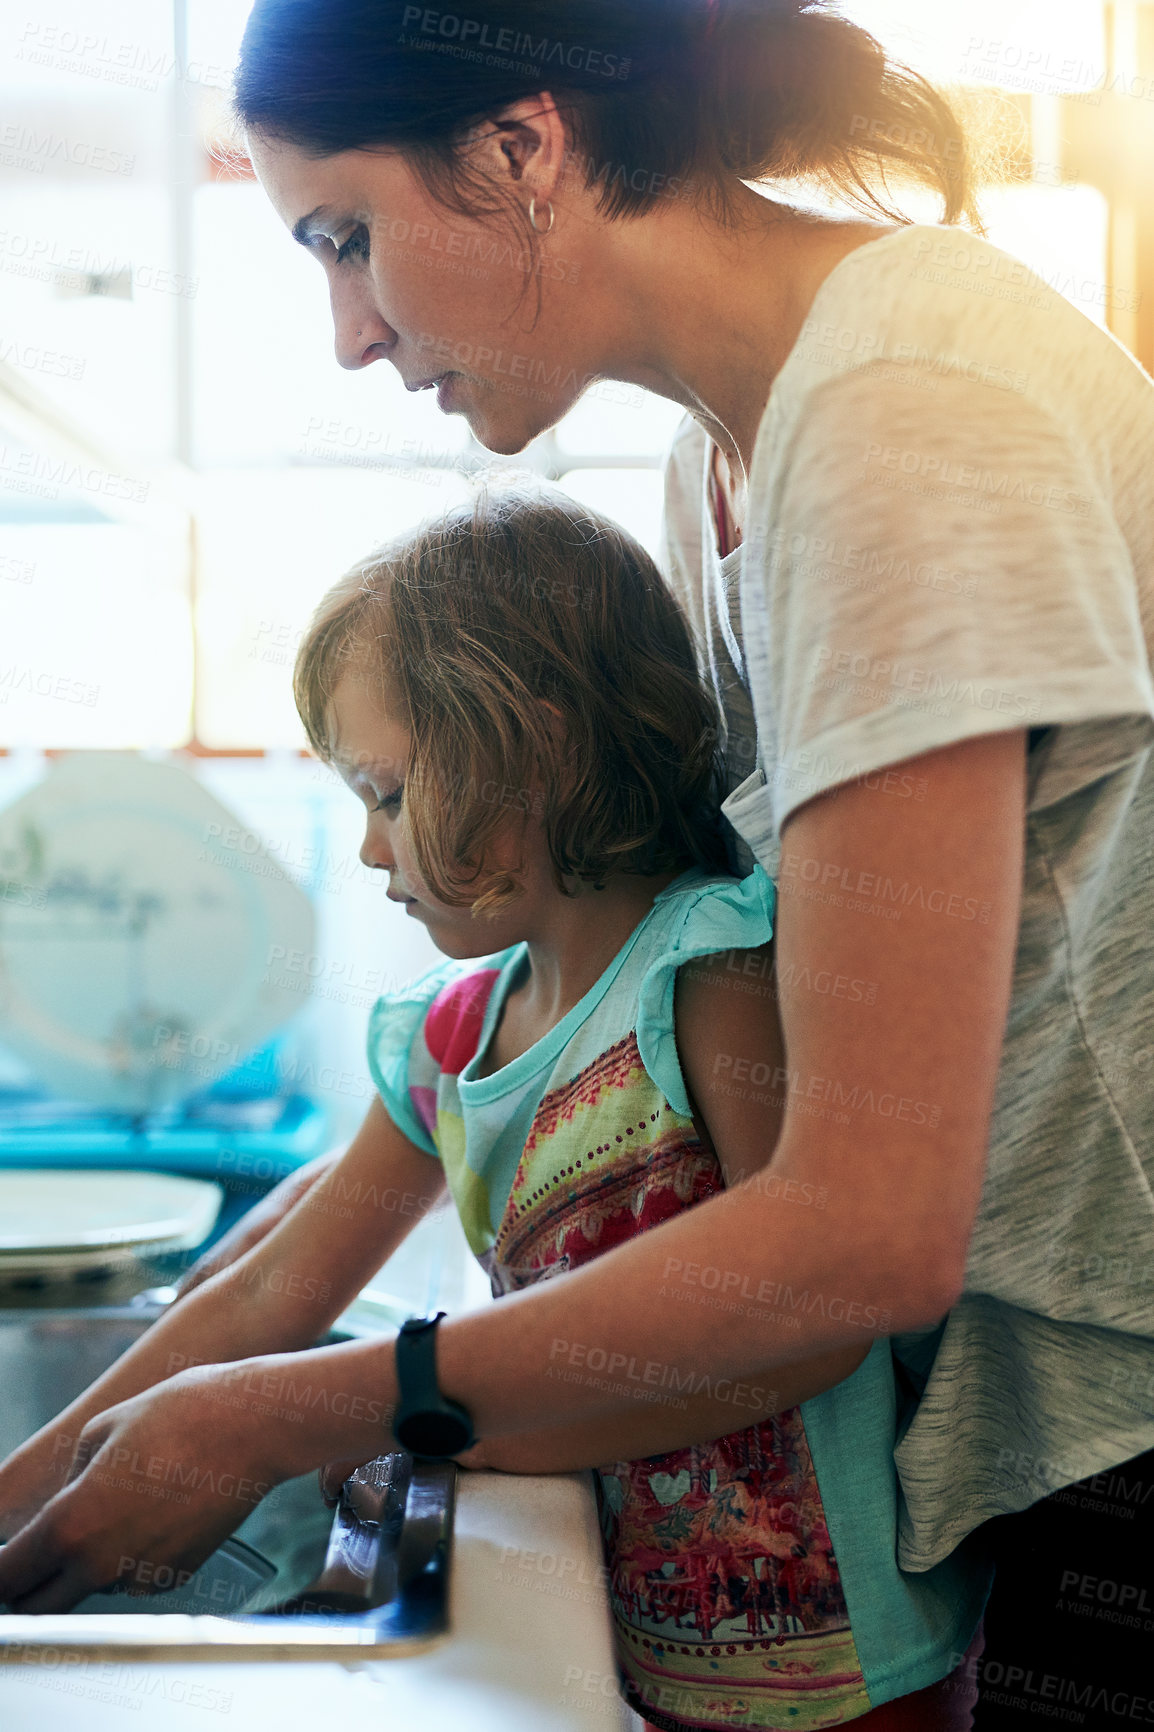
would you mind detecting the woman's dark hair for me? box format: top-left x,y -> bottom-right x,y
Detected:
295,480 -> 731,913
235,0 -> 980,236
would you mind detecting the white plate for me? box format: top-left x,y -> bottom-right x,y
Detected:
0,1169 -> 222,1258
0,753 -> 316,1112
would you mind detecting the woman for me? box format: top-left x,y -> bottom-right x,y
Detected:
4,2 -> 1152,1725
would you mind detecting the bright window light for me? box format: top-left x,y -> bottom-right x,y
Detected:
556,469 -> 667,563
843,0 -> 1107,96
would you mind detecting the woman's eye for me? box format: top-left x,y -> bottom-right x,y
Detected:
334,225 -> 370,266
373,787 -> 403,813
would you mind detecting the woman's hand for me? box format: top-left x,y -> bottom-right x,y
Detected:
0,1366 -> 289,1614
0,1429 -> 88,1545
174,1149 -> 343,1300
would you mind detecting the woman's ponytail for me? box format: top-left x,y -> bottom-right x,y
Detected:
237,0 -> 978,230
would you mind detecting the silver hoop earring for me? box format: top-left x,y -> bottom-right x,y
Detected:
528,195 -> 555,235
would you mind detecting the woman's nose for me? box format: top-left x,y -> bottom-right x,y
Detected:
330,275 -> 396,371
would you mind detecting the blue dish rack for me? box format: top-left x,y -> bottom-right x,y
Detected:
0,1044 -> 331,1269
0,1089 -> 326,1184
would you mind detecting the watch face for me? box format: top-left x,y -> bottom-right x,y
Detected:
402,1315 -> 441,1336
397,1408 -> 472,1459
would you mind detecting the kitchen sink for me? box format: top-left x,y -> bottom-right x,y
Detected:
0,1304 -> 456,1660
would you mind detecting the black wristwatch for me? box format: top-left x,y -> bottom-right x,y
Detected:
392,1312 -> 477,1459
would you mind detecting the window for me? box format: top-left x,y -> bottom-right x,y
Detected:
4,0 -> 1144,750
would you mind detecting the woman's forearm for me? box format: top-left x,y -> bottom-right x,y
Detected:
433,1128 -> 958,1451
465,1341 -> 869,1474
252,1132 -> 953,1482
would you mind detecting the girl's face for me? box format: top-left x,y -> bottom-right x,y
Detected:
329,672 -> 542,958
248,124 -> 604,456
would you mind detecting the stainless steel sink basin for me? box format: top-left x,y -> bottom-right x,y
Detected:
0,1305 -> 456,1660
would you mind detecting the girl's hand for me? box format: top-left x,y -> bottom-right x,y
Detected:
317,1455 -> 375,1506
174,1149 -> 343,1300
316,1438 -> 494,1500
0,1368 -> 286,1615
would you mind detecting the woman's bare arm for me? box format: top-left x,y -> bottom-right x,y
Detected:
431,730 -> 1026,1445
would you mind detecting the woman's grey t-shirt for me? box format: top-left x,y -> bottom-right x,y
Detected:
660,222 -> 1154,1573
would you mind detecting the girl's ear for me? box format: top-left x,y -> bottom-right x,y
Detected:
538,699 -> 580,764
527,700 -> 574,821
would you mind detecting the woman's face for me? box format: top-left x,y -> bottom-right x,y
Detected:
249,127 -> 604,455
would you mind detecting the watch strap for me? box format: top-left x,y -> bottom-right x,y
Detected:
393,1312 -> 477,1458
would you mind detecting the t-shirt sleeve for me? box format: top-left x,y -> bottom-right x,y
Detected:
660,413 -> 709,642
747,366 -> 1154,836
365,960 -> 465,1157
636,866 -> 776,1116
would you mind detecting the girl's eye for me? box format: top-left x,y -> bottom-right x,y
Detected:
373,786 -> 403,813
334,225 -> 370,266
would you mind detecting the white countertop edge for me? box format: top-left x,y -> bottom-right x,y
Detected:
0,1470 -> 644,1732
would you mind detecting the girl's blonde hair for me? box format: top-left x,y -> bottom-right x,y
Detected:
295,482 -> 730,913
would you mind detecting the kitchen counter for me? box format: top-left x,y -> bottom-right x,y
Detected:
0,1468 -> 642,1731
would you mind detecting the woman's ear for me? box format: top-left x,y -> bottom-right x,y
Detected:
462,93 -> 568,198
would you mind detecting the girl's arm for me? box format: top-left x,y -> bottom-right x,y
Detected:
0,1097 -> 444,1534
173,1148 -> 343,1300
461,938 -> 870,1474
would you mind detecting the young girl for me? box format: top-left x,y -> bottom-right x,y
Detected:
0,485 -> 987,1728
